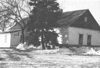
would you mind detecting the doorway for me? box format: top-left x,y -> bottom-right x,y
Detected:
87,35 -> 91,45
79,34 -> 83,45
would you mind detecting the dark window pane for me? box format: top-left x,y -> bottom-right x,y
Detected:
85,17 -> 87,22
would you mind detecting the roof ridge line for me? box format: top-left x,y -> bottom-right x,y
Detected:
63,9 -> 89,13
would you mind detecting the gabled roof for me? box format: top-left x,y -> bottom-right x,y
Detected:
0,29 -> 21,34
58,9 -> 100,30
8,17 -> 29,32
58,9 -> 87,26
1,9 -> 99,33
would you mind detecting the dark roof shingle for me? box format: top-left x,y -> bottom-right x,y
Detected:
58,9 -> 87,26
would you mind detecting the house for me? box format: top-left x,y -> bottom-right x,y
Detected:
0,22 -> 21,48
0,9 -> 100,48
0,30 -> 21,48
0,17 -> 31,48
55,9 -> 100,46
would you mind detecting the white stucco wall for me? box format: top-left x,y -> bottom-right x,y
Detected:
0,33 -> 11,47
10,30 -> 29,48
11,31 -> 21,47
68,27 -> 100,45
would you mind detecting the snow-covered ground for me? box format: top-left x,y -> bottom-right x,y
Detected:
0,48 -> 100,68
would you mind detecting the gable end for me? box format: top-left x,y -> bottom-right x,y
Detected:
70,10 -> 100,30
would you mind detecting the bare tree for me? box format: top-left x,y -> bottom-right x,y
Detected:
0,0 -> 31,43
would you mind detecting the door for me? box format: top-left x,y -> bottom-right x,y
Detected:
79,34 -> 83,45
87,35 -> 91,45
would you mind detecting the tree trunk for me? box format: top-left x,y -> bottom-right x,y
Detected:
52,45 -> 55,49
41,28 -> 45,49
45,41 -> 48,49
20,29 -> 25,43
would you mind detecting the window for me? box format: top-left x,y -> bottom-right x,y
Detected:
85,17 -> 87,22
87,35 -> 91,45
79,34 -> 83,45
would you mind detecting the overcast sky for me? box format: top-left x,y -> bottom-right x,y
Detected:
57,0 -> 100,24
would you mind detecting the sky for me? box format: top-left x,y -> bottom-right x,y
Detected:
57,0 -> 100,25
